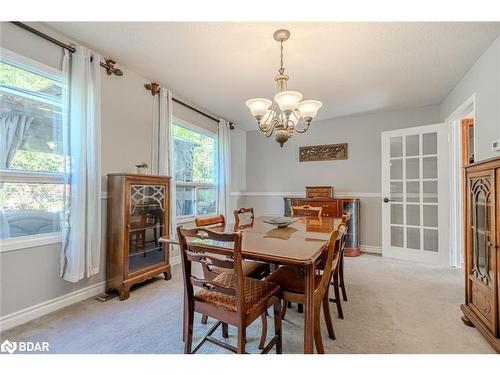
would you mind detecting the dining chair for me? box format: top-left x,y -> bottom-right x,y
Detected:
233,207 -> 255,229
266,226 -> 343,353
328,222 -> 348,319
194,214 -> 271,348
339,213 -> 351,301
291,205 -> 323,218
177,226 -> 282,354
329,214 -> 351,318
195,214 -> 226,228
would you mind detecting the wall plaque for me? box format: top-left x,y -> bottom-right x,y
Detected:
299,143 -> 348,162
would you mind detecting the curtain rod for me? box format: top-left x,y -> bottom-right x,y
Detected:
10,21 -> 123,76
145,83 -> 235,129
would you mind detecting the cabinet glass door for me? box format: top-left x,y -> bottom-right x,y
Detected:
128,184 -> 166,274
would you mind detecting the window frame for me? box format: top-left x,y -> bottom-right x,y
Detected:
172,117 -> 218,223
0,48 -> 67,251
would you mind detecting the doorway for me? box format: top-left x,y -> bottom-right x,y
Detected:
447,94 -> 476,268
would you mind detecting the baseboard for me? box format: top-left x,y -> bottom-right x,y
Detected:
360,245 -> 382,254
170,255 -> 181,266
0,281 -> 106,332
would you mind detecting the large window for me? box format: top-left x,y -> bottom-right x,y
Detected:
0,50 -> 67,242
173,121 -> 217,220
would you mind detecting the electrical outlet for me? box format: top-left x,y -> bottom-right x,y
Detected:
493,140 -> 500,151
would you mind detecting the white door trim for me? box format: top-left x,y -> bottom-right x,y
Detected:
381,123 -> 450,266
446,94 -> 476,268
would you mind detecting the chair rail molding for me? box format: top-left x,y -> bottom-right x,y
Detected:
231,191 -> 382,198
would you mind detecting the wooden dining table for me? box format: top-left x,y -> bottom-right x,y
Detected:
160,215 -> 341,354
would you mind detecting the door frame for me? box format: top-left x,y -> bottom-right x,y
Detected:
381,123 -> 450,266
445,94 -> 476,268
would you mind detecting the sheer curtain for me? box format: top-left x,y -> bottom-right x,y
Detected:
152,87 -> 176,234
217,119 -> 232,219
60,45 -> 102,282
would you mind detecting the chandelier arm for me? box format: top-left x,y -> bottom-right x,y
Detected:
294,117 -> 310,133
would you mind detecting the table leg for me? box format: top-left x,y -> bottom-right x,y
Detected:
303,263 -> 315,354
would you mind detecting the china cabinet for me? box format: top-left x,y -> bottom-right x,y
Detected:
462,156 -> 500,352
106,174 -> 171,300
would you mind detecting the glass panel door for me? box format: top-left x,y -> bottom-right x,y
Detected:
128,185 -> 166,274
382,123 -> 449,265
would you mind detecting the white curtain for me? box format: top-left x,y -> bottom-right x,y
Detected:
152,88 -> 176,234
217,119 -> 232,219
60,45 -> 102,282
0,115 -> 34,168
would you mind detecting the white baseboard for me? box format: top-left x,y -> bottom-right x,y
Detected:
170,255 -> 181,266
360,245 -> 382,254
0,281 -> 106,332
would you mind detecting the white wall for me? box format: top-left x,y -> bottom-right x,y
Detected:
440,35 -> 500,162
243,105 -> 441,248
0,22 -> 245,321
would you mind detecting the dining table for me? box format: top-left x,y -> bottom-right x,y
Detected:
160,215 -> 341,354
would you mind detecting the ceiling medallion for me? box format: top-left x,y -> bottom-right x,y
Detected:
246,29 -> 323,147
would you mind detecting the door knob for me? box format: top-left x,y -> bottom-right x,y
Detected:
383,197 -> 391,203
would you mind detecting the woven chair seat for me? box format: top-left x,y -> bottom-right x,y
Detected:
195,272 -> 280,314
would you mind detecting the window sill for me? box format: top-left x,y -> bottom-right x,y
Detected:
0,232 -> 61,253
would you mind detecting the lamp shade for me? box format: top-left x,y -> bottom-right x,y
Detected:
246,98 -> 272,118
297,100 -> 323,120
274,91 -> 303,112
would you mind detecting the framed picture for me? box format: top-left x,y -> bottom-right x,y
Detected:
299,143 -> 348,162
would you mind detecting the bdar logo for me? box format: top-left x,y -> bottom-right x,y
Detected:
1,340 -> 17,354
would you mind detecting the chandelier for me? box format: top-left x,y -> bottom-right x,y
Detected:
246,29 -> 323,147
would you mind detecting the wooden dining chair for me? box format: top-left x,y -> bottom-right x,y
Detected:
266,227 -> 343,353
194,214 -> 270,348
291,205 -> 323,218
177,226 -> 282,354
195,214 -> 270,281
233,207 -> 255,230
195,214 -> 226,228
328,214 -> 351,318
339,213 -> 351,301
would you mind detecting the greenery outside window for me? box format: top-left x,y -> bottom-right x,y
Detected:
0,49 -> 67,246
173,120 -> 217,220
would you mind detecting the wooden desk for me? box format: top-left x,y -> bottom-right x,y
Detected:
161,215 -> 341,353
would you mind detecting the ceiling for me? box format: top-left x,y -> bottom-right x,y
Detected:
46,22 -> 500,131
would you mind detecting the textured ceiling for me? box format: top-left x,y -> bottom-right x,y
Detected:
46,22 -> 500,130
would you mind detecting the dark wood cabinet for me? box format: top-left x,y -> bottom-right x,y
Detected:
284,196 -> 360,256
462,156 -> 500,352
106,173 -> 171,300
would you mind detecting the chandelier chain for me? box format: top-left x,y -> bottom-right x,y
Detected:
279,40 -> 284,74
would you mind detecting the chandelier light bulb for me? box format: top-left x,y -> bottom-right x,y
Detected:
245,98 -> 272,120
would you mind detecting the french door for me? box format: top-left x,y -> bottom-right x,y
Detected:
381,123 -> 450,265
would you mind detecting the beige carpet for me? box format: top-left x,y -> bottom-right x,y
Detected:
1,254 -> 495,354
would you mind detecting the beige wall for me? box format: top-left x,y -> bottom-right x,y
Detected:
242,105 -> 441,248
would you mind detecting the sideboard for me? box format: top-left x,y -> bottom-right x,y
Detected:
283,196 -> 361,256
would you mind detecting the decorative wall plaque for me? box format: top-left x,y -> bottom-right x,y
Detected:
299,143 -> 348,162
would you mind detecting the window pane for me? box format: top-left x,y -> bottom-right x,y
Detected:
173,124 -> 216,184
196,187 -> 217,216
0,182 -> 64,239
390,136 -> 402,157
1,61 -> 65,173
176,187 -> 194,217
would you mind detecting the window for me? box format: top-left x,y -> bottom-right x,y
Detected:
0,50 -> 67,243
173,121 -> 217,220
